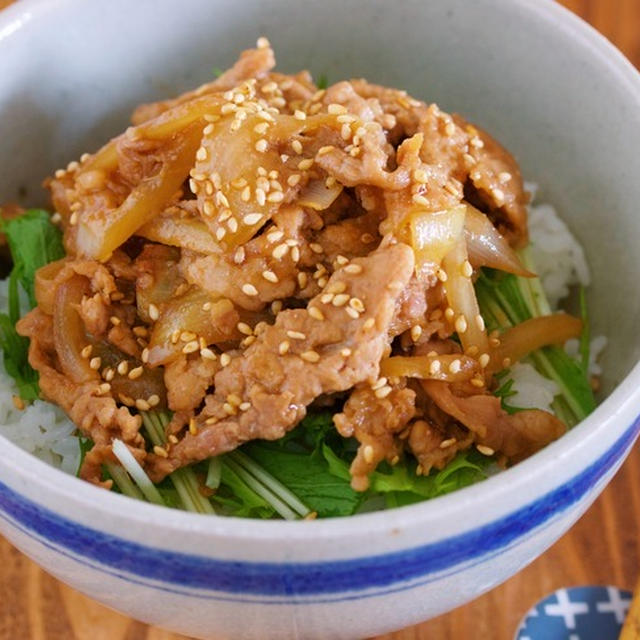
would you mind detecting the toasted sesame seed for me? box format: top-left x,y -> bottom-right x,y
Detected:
361,232 -> 375,244
449,359 -> 462,374
128,366 -> 143,380
266,230 -> 284,243
170,330 -> 180,344
298,272 -> 308,288
278,340 -> 290,355
492,188 -> 505,202
461,260 -> 473,278
153,445 -> 168,458
272,243 -> 289,259
335,255 -> 349,266
242,283 -> 259,297
327,103 -> 347,115
259,269 -> 277,284
411,325 -> 423,342
221,103 -> 237,115
476,445 -> 495,456
54,169 -> 66,179
271,300 -> 283,314
317,145 -> 335,156
287,330 -> 306,340
363,318 -> 375,330
470,136 -> 484,149
189,418 -> 198,435
412,194 -> 429,207
478,353 -> 491,368
117,361 -> 129,376
471,376 -> 485,388
180,331 -> 197,342
81,345 -> 93,358
146,394 -> 160,408
255,139 -> 268,153
341,123 -> 352,140
255,188 -> 266,206
233,247 -> 246,264
220,353 -> 231,367
103,368 -> 115,382
201,348 -> 217,360
301,350 -> 320,363
345,307 -> 360,319
341,348 -> 352,357
148,303 -> 159,321
327,281 -> 346,294
413,168 -> 428,183
455,315 -> 468,334
293,109 -> 307,120
135,398 -> 150,411
444,307 -> 455,321
444,122 -> 456,136
291,246 -> 300,262
308,306 -> 324,321
344,263 -> 363,274
253,122 -> 269,136
215,227 -> 227,241
429,359 -> 442,375
440,438 -> 456,449
317,276 -> 328,287
374,385 -> 392,399
267,191 -> 284,203
349,297 -> 365,312
332,293 -> 350,307
502,357 -> 512,368
287,173 -> 302,187
321,293 -> 334,304
237,401 -> 250,412
291,139 -> 303,154
69,211 -> 78,226
371,377 -> 388,390
498,171 -> 512,183
241,213 -> 263,227
89,357 -> 102,370
298,158 -> 313,170
363,445 -> 374,463
196,147 -> 208,161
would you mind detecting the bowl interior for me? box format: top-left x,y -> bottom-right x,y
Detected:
0,0 -> 638,396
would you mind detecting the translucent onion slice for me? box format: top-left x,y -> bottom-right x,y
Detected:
52,274 -> 98,384
464,204 -> 532,276
443,238 -> 490,355
488,314 -> 582,373
380,353 -> 478,382
34,258 -> 67,315
76,124 -> 203,261
147,288 -> 238,367
410,205 -> 466,278
138,214 -> 221,255
297,179 -> 343,211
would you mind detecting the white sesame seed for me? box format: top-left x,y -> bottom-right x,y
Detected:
153,445 -> 168,458
69,212 -> 78,226
411,325 -> 423,342
371,377 -> 388,390
412,194 -> 429,207
267,191 -> 284,203
81,345 -> 93,359
89,357 -> 102,370
220,353 -> 231,367
298,158 -> 313,170
429,359 -> 441,375
255,139 -> 268,153
327,103 -> 347,115
470,136 -> 484,148
215,227 -> 227,241
239,402 -> 251,411
344,263 -> 363,274
117,360 -> 129,376
243,213 -> 263,226
492,188 -> 505,203
301,350 -> 320,363
475,314 -> 486,331
440,438 -> 456,449
449,359 -> 462,374
255,188 -> 266,206
286,330 -> 306,340
196,147 -> 208,161
502,357 -> 512,368
262,270 -> 279,283
294,109 -> 307,120
455,316 -> 468,334
287,174 -> 301,187
271,300 -> 283,314
327,281 -> 346,294
291,246 -> 300,262
349,297 -> 365,312
478,353 -> 490,368
310,242 -> 323,254
242,283 -> 259,297
363,445 -> 374,463
201,348 -> 217,360
181,340 -> 198,354
444,307 -> 455,321
254,122 -> 269,135
272,243 -> 289,260
498,171 -> 512,183
332,293 -> 350,307
308,306 -> 324,321
341,348 -> 352,357
291,140 -> 303,154
298,272 -> 308,289
148,303 -> 159,321
476,445 -> 495,456
374,385 -> 392,399
128,366 -> 143,380
317,145 -> 335,156
279,340 -> 290,355
241,186 -> 251,202
345,307 -> 360,319
237,322 -> 253,336
363,318 -> 375,330
444,122 -> 456,136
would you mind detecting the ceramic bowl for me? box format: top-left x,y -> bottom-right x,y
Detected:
1,1 -> 639,638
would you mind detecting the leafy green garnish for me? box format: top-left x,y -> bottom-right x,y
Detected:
316,73 -> 329,90
0,209 -> 65,400
212,67 -> 224,78
475,260 -> 596,426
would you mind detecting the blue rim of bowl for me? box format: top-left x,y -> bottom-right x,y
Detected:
0,414 -> 638,603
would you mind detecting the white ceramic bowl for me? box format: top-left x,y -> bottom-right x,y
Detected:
1,1 -> 640,638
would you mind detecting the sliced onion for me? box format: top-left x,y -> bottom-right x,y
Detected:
464,204 -> 532,276
488,314 -> 582,373
410,205 -> 466,277
147,287 -> 239,366
53,274 -> 98,383
443,239 -> 490,354
34,259 -> 67,315
380,354 -> 478,382
138,214 -> 221,255
297,179 -> 343,211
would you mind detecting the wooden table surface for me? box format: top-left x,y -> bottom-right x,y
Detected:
1,1 -> 639,638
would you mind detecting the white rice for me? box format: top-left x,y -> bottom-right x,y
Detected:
0,192 -> 603,474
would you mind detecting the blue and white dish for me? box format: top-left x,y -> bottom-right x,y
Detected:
1,0 -> 640,638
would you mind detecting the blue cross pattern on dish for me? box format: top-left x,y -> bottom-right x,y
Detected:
515,585 -> 632,640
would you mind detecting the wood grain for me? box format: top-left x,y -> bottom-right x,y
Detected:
0,1 -> 638,638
